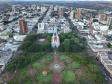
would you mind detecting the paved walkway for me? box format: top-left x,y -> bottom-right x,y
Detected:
50,54 -> 64,84
53,72 -> 60,84
52,55 -> 60,84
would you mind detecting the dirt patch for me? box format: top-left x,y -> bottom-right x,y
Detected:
74,66 -> 84,80
27,65 -> 37,76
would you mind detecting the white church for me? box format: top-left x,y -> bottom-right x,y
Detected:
51,33 -> 60,48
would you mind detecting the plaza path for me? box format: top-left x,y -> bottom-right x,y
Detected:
52,55 -> 60,84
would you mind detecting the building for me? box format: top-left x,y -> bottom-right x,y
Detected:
54,6 -> 58,11
0,62 -> 5,74
98,13 -> 108,24
12,5 -> 16,15
41,7 -> 46,13
90,22 -> 109,37
13,35 -> 26,42
19,17 -> 27,34
51,33 -> 60,48
0,36 -> 9,40
70,10 -> 75,20
108,16 -> 112,25
75,8 -> 81,20
63,26 -> 71,33
99,14 -> 107,21
37,23 -> 45,33
108,16 -> 112,29
0,22 -> 4,31
45,26 -> 57,34
58,7 -> 63,17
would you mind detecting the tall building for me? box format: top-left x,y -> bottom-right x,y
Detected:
75,8 -> 81,20
98,13 -> 112,25
108,16 -> 112,29
54,6 -> 58,11
70,10 -> 75,20
50,5 -> 54,11
19,17 -> 27,34
58,7 -> 63,17
12,5 -> 16,14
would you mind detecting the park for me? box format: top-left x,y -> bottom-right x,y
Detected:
1,32 -> 107,84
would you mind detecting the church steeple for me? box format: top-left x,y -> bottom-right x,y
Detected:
51,33 -> 60,48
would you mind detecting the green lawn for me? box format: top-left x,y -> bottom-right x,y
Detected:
36,73 -> 52,83
71,61 -> 81,69
60,55 -> 66,61
4,52 -> 107,84
32,63 -> 44,69
61,70 -> 75,82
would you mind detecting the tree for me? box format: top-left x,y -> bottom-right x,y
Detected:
63,39 -> 70,52
20,34 -> 52,52
20,41 -> 32,52
58,32 -> 86,52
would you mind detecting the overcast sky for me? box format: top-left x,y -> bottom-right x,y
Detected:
1,0 -> 112,2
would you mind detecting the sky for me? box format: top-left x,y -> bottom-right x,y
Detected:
1,0 -> 112,2
17,0 -> 112,1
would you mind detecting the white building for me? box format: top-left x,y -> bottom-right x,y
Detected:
0,36 -> 9,40
92,22 -> 109,35
0,22 -> 4,31
108,16 -> 112,26
41,7 -> 46,13
70,10 -> 75,20
45,26 -> 57,34
77,22 -> 85,29
13,35 -> 26,42
51,33 -> 60,48
54,6 -> 58,11
94,34 -> 106,43
61,24 -> 71,33
0,62 -> 5,74
37,23 -> 45,33
12,5 -> 16,15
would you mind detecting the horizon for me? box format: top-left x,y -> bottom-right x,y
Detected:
1,0 -> 112,2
